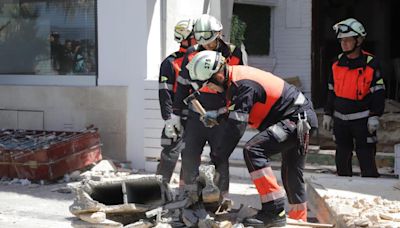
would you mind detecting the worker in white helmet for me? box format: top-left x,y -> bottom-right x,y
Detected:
170,14 -> 246,207
323,18 -> 385,177
157,19 -> 196,183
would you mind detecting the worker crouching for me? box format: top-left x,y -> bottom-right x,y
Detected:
186,50 -> 318,227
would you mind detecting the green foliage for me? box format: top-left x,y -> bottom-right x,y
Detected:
230,14 -> 246,47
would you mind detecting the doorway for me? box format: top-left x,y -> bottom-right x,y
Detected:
311,0 -> 400,108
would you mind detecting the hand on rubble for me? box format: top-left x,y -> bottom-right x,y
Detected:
164,114 -> 181,141
200,111 -> 219,128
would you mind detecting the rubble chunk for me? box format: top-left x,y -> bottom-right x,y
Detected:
78,211 -> 106,224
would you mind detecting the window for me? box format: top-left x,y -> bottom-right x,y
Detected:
0,0 -> 97,85
233,3 -> 271,55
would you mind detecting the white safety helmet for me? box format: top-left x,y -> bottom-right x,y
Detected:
186,50 -> 226,82
333,18 -> 367,39
174,19 -> 193,43
193,14 -> 223,45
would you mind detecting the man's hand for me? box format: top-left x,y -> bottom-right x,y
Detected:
200,111 -> 219,128
367,116 -> 380,134
322,115 -> 333,131
164,114 -> 181,141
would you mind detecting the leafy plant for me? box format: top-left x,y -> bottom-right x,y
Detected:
230,14 -> 247,47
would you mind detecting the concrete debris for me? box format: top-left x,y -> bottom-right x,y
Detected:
78,211 -> 107,223
182,202 -> 209,227
71,217 -> 123,228
353,217 -> 370,227
324,194 -> 400,227
69,165 -> 263,227
215,198 -> 233,214
199,164 -> 221,203
153,222 -> 172,228
91,160 -> 118,172
70,188 -> 106,215
232,223 -> 245,228
123,220 -> 153,228
61,170 -> 82,183
380,212 -> 400,222
70,174 -> 174,225
216,220 -> 233,228
8,178 -> 31,186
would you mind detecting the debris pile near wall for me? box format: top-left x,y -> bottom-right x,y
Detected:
323,194 -> 400,228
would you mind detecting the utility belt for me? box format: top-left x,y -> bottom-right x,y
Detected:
333,110 -> 369,121
188,104 -> 228,116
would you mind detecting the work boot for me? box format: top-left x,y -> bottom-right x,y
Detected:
243,209 -> 286,228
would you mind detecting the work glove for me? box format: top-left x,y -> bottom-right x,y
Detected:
200,111 -> 219,128
322,115 -> 333,131
164,114 -> 181,141
367,116 -> 380,134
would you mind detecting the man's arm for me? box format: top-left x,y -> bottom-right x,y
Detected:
219,85 -> 257,147
158,56 -> 176,120
173,52 -> 195,116
368,62 -> 385,116
324,65 -> 335,116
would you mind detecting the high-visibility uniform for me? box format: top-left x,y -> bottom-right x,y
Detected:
220,65 -> 318,221
325,50 -> 385,177
157,47 -> 188,183
173,39 -> 245,195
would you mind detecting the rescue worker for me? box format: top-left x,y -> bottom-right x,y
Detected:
157,19 -> 196,183
323,18 -> 385,177
171,14 -> 245,200
186,50 -> 318,226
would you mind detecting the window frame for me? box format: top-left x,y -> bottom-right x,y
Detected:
234,0 -> 277,57
0,0 -> 99,87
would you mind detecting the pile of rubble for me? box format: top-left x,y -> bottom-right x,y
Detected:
68,163 -> 258,227
323,194 -> 400,227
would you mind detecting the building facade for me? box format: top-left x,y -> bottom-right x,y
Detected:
0,0 -> 313,170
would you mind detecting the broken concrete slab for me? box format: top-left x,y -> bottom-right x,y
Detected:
91,160 -> 117,172
78,211 -> 106,223
70,174 -> 173,225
